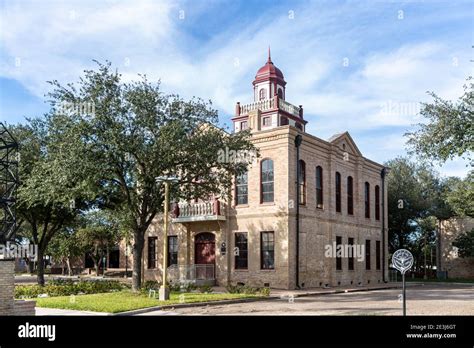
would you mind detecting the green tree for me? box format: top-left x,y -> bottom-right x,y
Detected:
11,115 -> 97,285
47,227 -> 83,276
452,228 -> 474,258
47,61 -> 257,290
386,158 -> 434,251
77,211 -> 121,276
406,77 -> 473,164
444,172 -> 474,218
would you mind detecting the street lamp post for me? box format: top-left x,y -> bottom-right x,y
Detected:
155,175 -> 179,301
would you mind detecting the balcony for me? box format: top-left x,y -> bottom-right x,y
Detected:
236,95 -> 303,119
172,199 -> 226,223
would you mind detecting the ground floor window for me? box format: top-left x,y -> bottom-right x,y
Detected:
168,236 -> 178,267
148,237 -> 157,269
365,240 -> 371,270
336,236 -> 342,270
376,240 -> 381,270
261,231 -> 275,270
234,232 -> 248,269
348,237 -> 354,270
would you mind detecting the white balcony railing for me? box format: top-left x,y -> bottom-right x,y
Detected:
239,99 -> 274,115
238,97 -> 300,118
172,200 -> 226,222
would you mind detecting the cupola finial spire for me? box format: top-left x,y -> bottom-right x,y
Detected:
268,46 -> 272,63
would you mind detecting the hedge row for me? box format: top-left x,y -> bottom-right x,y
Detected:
15,280 -> 126,298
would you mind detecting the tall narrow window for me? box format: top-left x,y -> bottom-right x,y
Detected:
365,240 -> 371,270
348,237 -> 354,270
336,236 -> 342,270
376,240 -> 381,270
167,236 -> 178,267
148,237 -> 157,269
261,159 -> 274,203
277,89 -> 283,99
365,182 -> 370,218
235,171 -> 248,205
316,166 -> 323,209
298,160 -> 306,205
261,232 -> 275,269
259,88 -> 266,100
335,172 -> 341,212
235,233 -> 248,270
375,185 -> 380,221
241,121 -> 248,130
347,176 -> 354,215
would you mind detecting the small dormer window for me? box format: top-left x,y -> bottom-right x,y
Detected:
342,143 -> 346,150
259,88 -> 266,101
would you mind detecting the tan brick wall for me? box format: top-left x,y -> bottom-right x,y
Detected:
0,260 -> 15,315
145,126 -> 389,290
14,300 -> 36,316
440,218 -> 474,279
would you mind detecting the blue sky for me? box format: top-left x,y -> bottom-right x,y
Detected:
0,0 -> 472,177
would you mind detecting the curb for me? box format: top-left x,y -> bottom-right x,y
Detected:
113,296 -> 273,316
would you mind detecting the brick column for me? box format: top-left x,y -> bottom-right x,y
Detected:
0,260 -> 15,316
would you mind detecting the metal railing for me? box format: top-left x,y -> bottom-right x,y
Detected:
167,264 -> 215,282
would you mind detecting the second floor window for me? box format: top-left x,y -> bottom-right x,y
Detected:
168,236 -> 178,267
261,159 -> 274,203
365,182 -> 370,218
347,176 -> 354,215
148,237 -> 157,269
316,166 -> 323,209
335,172 -> 341,212
298,160 -> 306,205
241,121 -> 248,130
235,171 -> 248,205
263,117 -> 271,126
375,185 -> 380,220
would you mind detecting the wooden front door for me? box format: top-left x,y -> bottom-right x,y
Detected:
195,233 -> 215,279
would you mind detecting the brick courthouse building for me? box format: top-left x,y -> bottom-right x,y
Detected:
142,52 -> 389,289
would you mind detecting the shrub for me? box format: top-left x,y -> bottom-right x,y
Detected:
15,280 -> 124,298
226,284 -> 270,296
197,285 -> 213,293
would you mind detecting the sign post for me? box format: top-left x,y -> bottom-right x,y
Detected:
392,249 -> 414,316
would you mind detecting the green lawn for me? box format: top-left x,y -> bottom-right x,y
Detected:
35,291 -> 260,313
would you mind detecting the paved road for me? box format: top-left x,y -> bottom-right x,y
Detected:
140,284 -> 474,316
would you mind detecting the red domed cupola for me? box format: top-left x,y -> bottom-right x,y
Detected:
253,47 -> 286,87
252,47 -> 287,101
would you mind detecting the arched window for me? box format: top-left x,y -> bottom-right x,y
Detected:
375,185 -> 380,220
259,88 -> 266,101
277,88 -> 283,99
347,176 -> 354,215
365,182 -> 370,218
316,166 -> 323,209
261,159 -> 274,203
335,172 -> 341,212
235,171 -> 248,205
298,160 -> 306,205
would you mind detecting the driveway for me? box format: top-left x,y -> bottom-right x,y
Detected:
140,283 -> 474,316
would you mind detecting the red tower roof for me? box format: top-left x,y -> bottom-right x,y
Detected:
253,47 -> 286,86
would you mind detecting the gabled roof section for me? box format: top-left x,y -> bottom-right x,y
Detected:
328,131 -> 362,157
